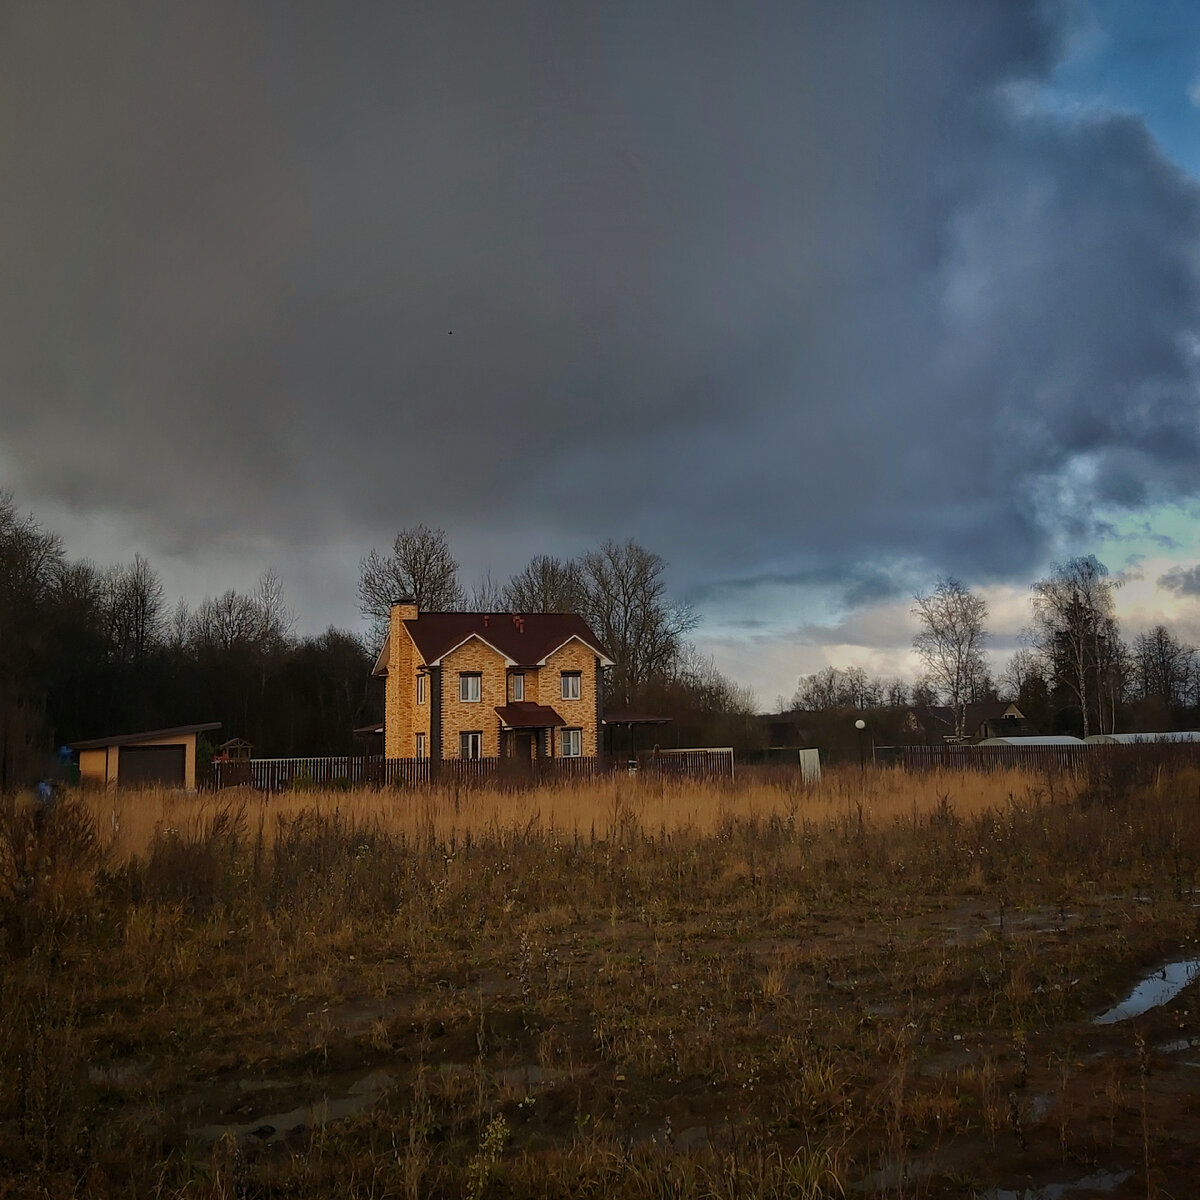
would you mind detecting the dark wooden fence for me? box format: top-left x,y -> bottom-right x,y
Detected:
903,742 -> 1200,775
212,755 -> 606,792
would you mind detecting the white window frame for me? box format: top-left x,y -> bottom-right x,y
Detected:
511,672 -> 525,702
415,733 -> 426,759
560,671 -> 581,701
459,672 -> 481,703
417,673 -> 426,705
561,728 -> 582,757
460,731 -> 482,759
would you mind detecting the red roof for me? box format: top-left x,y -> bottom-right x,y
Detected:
495,702 -> 566,728
400,612 -> 610,669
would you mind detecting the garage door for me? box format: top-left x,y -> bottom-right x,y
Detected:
118,744 -> 186,787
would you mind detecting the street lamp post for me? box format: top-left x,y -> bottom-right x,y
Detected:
854,718 -> 866,778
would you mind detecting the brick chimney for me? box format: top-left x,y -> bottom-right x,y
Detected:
391,598 -> 418,630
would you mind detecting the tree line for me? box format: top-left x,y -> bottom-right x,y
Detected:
0,492 -> 377,788
788,557 -> 1200,740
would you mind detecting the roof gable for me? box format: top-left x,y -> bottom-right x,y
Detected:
537,633 -> 616,668
403,612 -> 610,668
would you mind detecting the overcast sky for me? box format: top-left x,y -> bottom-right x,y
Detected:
4,0 -> 1200,706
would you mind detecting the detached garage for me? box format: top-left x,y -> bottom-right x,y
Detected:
69,722 -> 221,790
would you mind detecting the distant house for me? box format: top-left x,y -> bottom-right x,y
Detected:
902,701 -> 1032,744
68,722 -> 221,789
371,603 -> 612,761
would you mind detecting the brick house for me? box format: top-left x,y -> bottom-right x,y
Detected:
371,603 -> 613,761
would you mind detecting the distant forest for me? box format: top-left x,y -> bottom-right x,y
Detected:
1,492 -> 376,788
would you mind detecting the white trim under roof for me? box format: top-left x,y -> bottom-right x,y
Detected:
371,634 -> 391,678
536,634 -> 615,668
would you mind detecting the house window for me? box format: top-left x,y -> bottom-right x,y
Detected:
460,731 -> 482,759
417,673 -> 426,704
415,733 -> 426,759
459,673 -> 481,703
560,671 -> 581,701
561,728 -> 582,757
511,673 -> 525,702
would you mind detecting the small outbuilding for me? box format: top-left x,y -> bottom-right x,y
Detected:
69,722 -> 221,790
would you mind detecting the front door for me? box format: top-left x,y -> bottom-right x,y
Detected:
515,732 -> 534,759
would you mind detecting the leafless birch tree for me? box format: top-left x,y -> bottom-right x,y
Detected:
912,577 -> 989,738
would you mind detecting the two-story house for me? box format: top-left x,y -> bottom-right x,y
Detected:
371,602 -> 613,761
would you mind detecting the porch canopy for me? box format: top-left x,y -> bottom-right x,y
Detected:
495,703 -> 565,728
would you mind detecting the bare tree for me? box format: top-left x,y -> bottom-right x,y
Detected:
253,567 -> 296,650
191,590 -> 262,654
503,554 -> 587,613
468,569 -> 505,611
793,666 -> 841,711
793,664 -> 889,711
578,539 -> 696,707
101,553 -> 165,663
840,666 -> 882,710
999,648 -> 1042,699
1029,555 -> 1122,738
358,524 -> 465,643
912,577 -> 989,738
1131,625 -> 1198,710
165,598 -> 192,653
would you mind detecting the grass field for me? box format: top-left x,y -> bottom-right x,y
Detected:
2,764 -> 1199,1198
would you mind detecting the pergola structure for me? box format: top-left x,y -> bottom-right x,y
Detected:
601,709 -> 672,762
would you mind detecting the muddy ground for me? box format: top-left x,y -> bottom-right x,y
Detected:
3,784 -> 1199,1197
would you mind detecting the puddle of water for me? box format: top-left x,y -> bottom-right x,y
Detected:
237,1078 -> 291,1093
673,1122 -> 731,1151
1094,958 -> 1200,1025
88,1058 -> 153,1087
495,1064 -> 565,1093
984,1169 -> 1132,1199
851,1159 -> 932,1192
1157,1037 -> 1195,1053
189,1069 -> 397,1144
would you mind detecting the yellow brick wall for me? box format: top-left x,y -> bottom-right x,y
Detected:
509,669 -> 536,703
543,640 -> 599,756
440,639 -> 507,758
384,604 -> 424,759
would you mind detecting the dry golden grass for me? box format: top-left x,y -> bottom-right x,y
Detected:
6,762 -> 1197,1199
81,764 -> 1075,862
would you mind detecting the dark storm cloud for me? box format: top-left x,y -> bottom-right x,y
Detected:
2,1 -> 1199,619
1159,565 -> 1200,597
